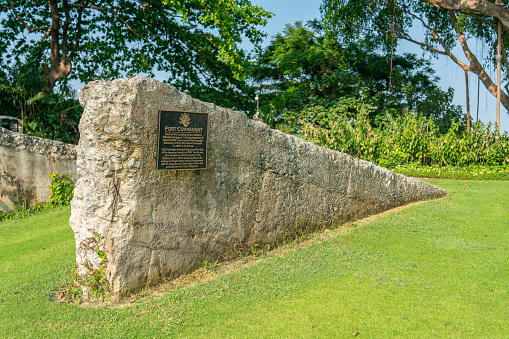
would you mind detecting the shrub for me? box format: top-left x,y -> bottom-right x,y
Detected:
47,172 -> 75,206
277,107 -> 509,168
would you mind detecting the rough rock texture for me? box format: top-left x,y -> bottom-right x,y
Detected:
70,77 -> 447,296
0,127 -> 77,212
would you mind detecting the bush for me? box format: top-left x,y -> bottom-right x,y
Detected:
47,172 -> 75,207
278,107 -> 509,168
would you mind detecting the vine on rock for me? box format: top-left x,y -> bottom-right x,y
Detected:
61,232 -> 110,303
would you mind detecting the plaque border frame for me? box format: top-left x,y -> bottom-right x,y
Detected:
156,109 -> 209,171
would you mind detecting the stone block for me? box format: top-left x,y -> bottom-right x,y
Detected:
70,77 -> 447,296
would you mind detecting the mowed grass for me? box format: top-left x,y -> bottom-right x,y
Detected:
0,179 -> 508,338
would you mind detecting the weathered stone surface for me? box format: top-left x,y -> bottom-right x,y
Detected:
70,77 -> 447,296
0,127 -> 77,212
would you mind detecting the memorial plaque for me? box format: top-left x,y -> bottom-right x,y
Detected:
157,110 -> 208,170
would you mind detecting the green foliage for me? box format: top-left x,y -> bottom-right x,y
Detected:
0,47 -> 46,117
251,21 -> 464,128
249,243 -> 263,256
21,91 -> 82,144
82,264 -> 111,302
202,260 -> 217,272
47,172 -> 75,207
64,262 -> 111,303
320,0 -> 471,57
0,0 -> 272,111
93,232 -> 108,262
320,0 -> 509,111
0,201 -> 47,223
65,265 -> 84,301
282,107 -> 509,168
0,48 -> 82,143
95,248 -> 107,262
61,232 -> 110,303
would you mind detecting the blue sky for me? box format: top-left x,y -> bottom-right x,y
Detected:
249,0 -> 509,133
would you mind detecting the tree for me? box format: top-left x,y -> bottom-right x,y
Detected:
0,47 -> 83,143
0,46 -> 47,120
250,21 -> 350,112
423,0 -> 509,29
250,21 -> 463,132
0,0 -> 271,110
321,0 -> 509,130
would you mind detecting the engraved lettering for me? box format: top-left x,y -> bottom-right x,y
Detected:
157,110 -> 208,170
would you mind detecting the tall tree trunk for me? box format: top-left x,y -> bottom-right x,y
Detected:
447,10 -> 509,114
497,16 -> 502,132
43,0 -> 71,92
477,77 -> 480,123
465,70 -> 471,133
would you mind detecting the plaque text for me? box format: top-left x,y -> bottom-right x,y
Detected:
157,110 -> 208,170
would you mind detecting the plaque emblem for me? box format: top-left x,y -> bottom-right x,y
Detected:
179,113 -> 191,127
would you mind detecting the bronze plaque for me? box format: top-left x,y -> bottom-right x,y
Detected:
157,110 -> 209,170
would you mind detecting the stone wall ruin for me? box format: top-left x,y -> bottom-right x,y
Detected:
70,77 -> 447,297
0,127 -> 77,212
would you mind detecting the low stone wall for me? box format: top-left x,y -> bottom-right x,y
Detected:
0,127 -> 77,212
71,77 -> 447,297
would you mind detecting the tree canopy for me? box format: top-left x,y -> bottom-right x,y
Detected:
0,0 -> 271,110
321,0 -> 509,120
250,21 -> 463,133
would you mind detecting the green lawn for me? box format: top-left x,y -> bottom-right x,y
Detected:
1,179 -> 508,338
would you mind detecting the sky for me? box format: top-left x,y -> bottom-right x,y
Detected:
247,0 -> 509,133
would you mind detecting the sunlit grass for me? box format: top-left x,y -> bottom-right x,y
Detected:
0,179 -> 508,338
392,163 -> 509,180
